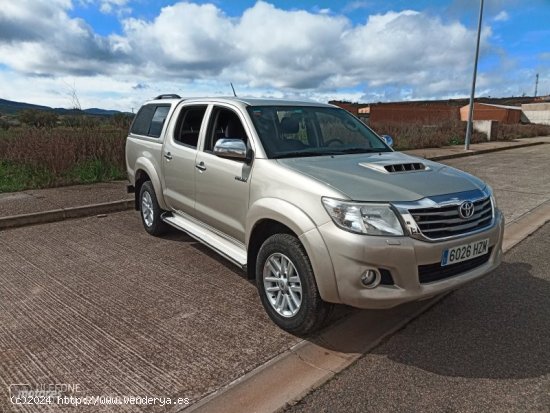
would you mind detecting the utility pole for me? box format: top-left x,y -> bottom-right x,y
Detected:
464,0 -> 484,151
534,73 -> 539,98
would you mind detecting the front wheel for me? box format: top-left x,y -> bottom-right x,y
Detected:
256,234 -> 333,335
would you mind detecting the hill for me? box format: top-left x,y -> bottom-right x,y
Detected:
0,98 -> 124,116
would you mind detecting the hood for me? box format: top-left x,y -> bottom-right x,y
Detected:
277,151 -> 486,202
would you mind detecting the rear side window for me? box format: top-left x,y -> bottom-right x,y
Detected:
130,104 -> 170,138
174,106 -> 208,148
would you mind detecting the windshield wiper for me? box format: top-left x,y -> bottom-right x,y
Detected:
274,150 -> 337,159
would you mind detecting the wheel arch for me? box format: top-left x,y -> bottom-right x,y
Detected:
134,157 -> 167,210
246,199 -> 340,303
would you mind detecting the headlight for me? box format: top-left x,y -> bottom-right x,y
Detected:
322,198 -> 404,236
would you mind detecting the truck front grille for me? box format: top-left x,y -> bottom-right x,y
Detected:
409,197 -> 493,240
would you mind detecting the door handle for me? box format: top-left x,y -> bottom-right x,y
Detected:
195,161 -> 207,172
164,152 -> 173,160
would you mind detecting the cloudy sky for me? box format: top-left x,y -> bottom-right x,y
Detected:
0,0 -> 548,111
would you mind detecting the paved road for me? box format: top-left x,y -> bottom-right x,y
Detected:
286,222 -> 550,413
0,213 -> 301,412
0,144 -> 549,412
443,145 -> 550,224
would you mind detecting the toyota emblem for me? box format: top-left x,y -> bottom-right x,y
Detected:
458,201 -> 475,219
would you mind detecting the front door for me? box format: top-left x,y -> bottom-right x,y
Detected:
193,106 -> 252,243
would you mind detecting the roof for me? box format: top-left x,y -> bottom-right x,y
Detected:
146,96 -> 334,108
462,102 -> 522,111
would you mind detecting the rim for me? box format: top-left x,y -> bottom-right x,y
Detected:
141,191 -> 154,227
263,253 -> 302,318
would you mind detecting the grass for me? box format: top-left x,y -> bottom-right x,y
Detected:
0,125 -> 127,192
0,161 -> 55,192
1,120 -> 549,193
370,121 -> 486,150
65,159 -> 126,184
370,121 -> 550,150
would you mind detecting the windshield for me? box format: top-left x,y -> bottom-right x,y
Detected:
247,106 -> 391,159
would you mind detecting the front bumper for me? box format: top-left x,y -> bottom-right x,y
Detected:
316,209 -> 504,309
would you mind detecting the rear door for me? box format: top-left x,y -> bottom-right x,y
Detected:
162,104 -> 209,214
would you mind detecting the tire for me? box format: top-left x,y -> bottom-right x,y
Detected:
139,181 -> 169,236
256,233 -> 333,335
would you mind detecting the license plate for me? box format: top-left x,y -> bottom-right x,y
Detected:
441,239 -> 489,266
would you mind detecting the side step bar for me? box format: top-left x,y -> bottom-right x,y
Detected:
162,212 -> 247,270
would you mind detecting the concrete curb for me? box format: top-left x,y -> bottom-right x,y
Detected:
0,199 -> 134,230
414,141 -> 546,161
184,205 -> 550,413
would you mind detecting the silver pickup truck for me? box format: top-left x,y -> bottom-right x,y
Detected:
125,95 -> 504,334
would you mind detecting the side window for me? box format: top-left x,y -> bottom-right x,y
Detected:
148,106 -> 170,138
205,107 -> 248,152
130,105 -> 155,136
130,104 -> 170,138
173,106 -> 207,148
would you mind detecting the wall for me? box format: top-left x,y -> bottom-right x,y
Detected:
473,120 -> 499,141
369,103 -> 460,124
460,103 -> 521,124
521,103 -> 550,125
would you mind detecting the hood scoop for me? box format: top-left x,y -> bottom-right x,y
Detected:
359,162 -> 430,174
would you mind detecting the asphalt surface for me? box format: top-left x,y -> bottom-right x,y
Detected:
442,145 -> 550,224
0,144 -> 549,412
0,213 -> 300,412
286,222 -> 550,413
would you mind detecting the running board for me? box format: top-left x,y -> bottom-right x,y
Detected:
161,212 -> 247,269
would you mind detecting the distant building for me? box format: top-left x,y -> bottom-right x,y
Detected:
330,97 -> 544,125
521,102 -> 550,125
368,102 -> 460,124
328,101 -> 362,115
460,103 -> 522,124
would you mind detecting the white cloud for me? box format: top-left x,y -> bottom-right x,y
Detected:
343,1 -> 372,13
0,0 -> 511,110
494,10 -> 509,22
79,0 -> 131,15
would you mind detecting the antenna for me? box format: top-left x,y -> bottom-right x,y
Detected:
230,82 -> 237,97
534,73 -> 539,98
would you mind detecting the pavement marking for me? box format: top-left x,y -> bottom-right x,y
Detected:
185,200 -> 550,413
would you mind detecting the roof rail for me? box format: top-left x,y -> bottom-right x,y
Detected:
154,94 -> 181,100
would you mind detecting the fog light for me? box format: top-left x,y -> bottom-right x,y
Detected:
360,269 -> 381,289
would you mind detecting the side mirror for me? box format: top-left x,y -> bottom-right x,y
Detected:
214,138 -> 251,162
382,135 -> 394,147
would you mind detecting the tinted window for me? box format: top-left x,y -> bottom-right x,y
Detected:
130,105 -> 156,135
148,106 -> 170,138
129,104 -> 170,137
174,106 -> 207,148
